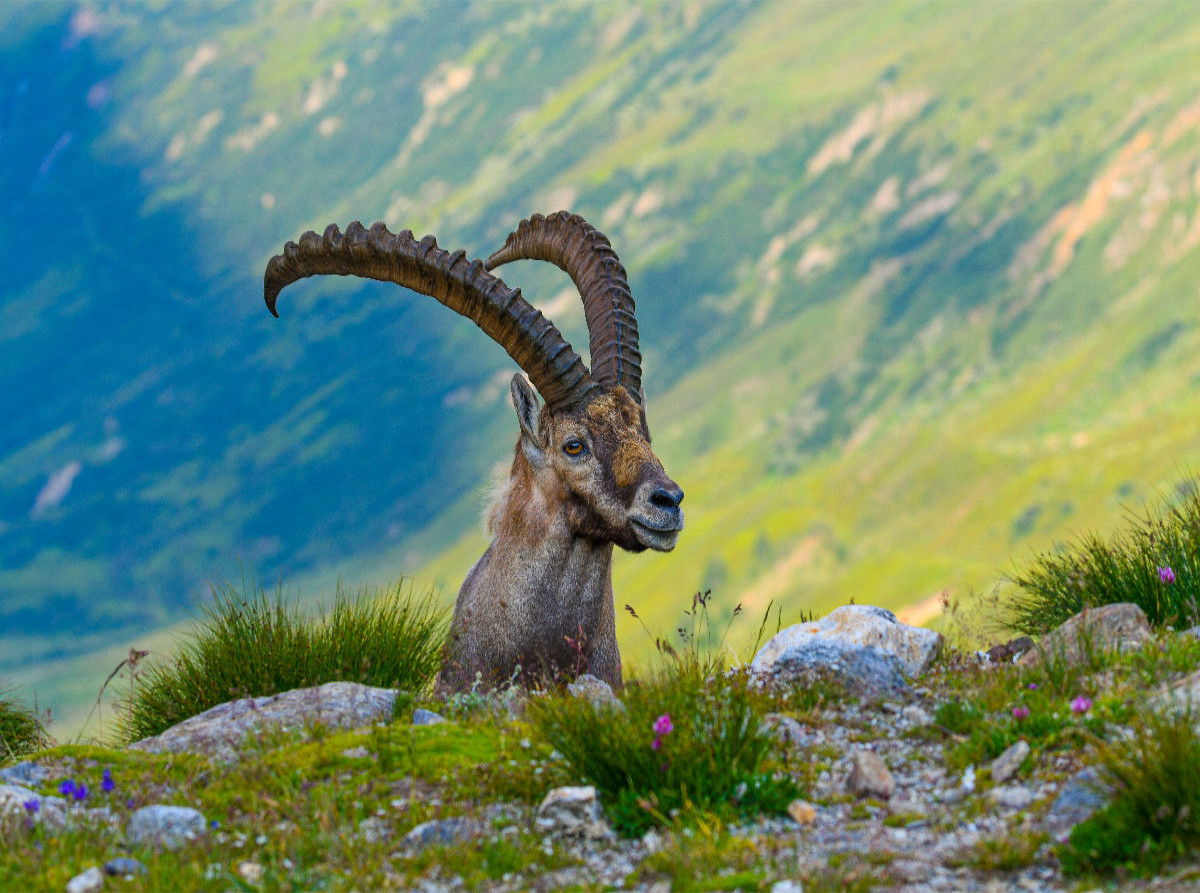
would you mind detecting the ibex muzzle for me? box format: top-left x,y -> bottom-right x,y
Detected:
264,212 -> 682,691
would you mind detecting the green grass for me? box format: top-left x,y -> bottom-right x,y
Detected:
121,576 -> 447,743
1006,479 -> 1200,636
1060,707 -> 1200,877
0,684 -> 49,760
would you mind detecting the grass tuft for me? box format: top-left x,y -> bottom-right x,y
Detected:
121,576 -> 447,743
0,685 -> 50,760
1060,706 -> 1200,877
1006,479 -> 1200,636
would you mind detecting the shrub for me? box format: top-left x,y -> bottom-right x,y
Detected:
1006,480 -> 1200,636
121,576 -> 446,742
1060,707 -> 1200,877
0,685 -> 49,759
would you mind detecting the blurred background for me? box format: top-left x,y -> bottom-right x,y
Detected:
4,1 -> 1200,738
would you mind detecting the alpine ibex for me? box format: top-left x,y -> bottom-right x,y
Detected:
264,212 -> 684,691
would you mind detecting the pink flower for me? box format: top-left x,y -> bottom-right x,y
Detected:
1159,566 -> 1176,584
1070,696 -> 1093,714
651,736 -> 662,751
1027,683 -> 1038,690
1013,706 -> 1030,720
653,714 -> 673,737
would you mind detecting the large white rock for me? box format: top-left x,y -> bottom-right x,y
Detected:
128,681 -> 397,763
535,785 -> 609,838
752,605 -> 943,680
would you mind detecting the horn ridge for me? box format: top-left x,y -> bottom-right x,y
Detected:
263,221 -> 597,412
484,211 -> 644,407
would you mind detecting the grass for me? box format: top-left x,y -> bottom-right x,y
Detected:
120,576 -> 447,743
1006,479 -> 1200,636
0,684 -> 49,760
1060,707 -> 1200,877
528,592 -> 798,837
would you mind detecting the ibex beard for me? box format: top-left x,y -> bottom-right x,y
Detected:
263,212 -> 683,694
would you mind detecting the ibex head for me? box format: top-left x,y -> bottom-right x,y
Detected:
264,211 -> 682,689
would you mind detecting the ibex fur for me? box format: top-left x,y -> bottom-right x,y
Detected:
263,212 -> 684,692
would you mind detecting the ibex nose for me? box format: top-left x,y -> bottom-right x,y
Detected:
650,484 -> 684,510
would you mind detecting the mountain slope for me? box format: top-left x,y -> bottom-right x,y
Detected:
4,1 -> 1200,733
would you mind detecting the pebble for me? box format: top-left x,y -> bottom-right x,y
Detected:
990,739 -> 1031,784
65,867 -> 104,893
847,748 -> 895,800
412,708 -> 446,725
102,858 -> 148,877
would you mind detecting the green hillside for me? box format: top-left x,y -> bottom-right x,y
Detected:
4,1 -> 1200,736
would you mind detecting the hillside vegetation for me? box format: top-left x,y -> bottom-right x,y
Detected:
4,1 -> 1200,733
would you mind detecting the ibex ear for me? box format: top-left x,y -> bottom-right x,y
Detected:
510,374 -> 546,466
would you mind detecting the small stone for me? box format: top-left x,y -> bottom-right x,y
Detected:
340,745 -> 370,759
762,713 -> 807,748
411,708 -> 445,725
402,816 -> 476,851
641,828 -> 663,854
846,749 -> 895,800
102,858 -> 148,878
990,739 -> 1031,784
566,674 -> 624,711
359,815 -> 392,844
535,785 -> 608,837
237,862 -> 264,885
988,784 -> 1033,810
900,704 -> 930,725
770,880 -> 804,893
66,867 -> 104,893
126,805 -> 208,850
787,799 -> 816,826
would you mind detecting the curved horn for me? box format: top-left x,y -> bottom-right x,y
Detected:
484,212 -> 643,407
264,221 -> 598,413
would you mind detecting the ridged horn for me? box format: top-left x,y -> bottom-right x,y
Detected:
485,212 -> 643,408
264,221 -> 598,413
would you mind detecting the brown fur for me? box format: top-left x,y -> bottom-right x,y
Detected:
436,379 -> 683,694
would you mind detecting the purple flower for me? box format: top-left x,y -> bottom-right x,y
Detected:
58,780 -> 76,798
651,736 -> 662,751
72,782 -> 88,802
101,768 -> 114,793
1027,683 -> 1039,690
1071,696 -> 1093,714
22,799 -> 39,815
652,714 -> 673,737
1013,706 -> 1030,720
1159,566 -> 1176,584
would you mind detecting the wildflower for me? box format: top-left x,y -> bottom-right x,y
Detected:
1013,706 -> 1030,720
22,799 -> 39,815
651,736 -> 662,751
101,768 -> 115,793
58,780 -> 76,798
1027,683 -> 1039,690
72,782 -> 88,802
1159,566 -> 1176,584
653,714 -> 674,737
1070,695 -> 1093,714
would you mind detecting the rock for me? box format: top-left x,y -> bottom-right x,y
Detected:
1182,625 -> 1200,639
787,799 -> 817,826
762,713 -> 808,748
846,749 -> 895,800
566,674 -> 624,711
770,881 -> 804,893
990,739 -> 1031,784
401,816 -> 477,851
535,785 -> 609,837
754,605 -> 944,679
0,761 -> 48,787
758,640 -> 910,699
1149,667 -> 1200,722
237,862 -> 264,885
988,784 -> 1033,810
65,867 -> 104,893
1042,767 -> 1110,837
340,745 -> 370,759
412,708 -> 446,725
1018,603 -> 1153,669
102,858 -> 147,878
128,682 -> 398,762
126,805 -> 208,849
900,704 -> 931,726
985,636 -> 1034,663
359,815 -> 392,844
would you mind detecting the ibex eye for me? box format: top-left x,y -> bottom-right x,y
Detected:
563,440 -> 585,456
